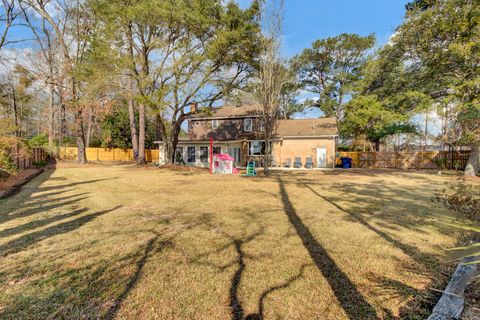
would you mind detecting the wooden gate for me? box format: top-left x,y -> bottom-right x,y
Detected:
338,150 -> 471,170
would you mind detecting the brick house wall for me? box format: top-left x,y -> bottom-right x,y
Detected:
272,137 -> 336,168
188,118 -> 262,141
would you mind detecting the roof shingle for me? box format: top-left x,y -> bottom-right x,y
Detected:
275,118 -> 338,137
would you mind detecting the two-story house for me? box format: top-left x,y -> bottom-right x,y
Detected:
156,104 -> 338,168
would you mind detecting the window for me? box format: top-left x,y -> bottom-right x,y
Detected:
244,118 -> 252,131
174,147 -> 184,164
187,146 -> 196,163
248,140 -> 266,156
228,147 -> 241,163
200,146 -> 208,162
213,146 -> 222,154
259,119 -> 265,131
211,120 -> 218,129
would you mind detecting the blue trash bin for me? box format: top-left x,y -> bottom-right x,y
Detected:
340,157 -> 352,169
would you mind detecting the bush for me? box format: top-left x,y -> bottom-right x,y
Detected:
33,160 -> 48,167
28,134 -> 48,148
436,183 -> 480,221
0,150 -> 17,176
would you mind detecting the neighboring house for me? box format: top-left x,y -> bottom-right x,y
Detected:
155,104 -> 338,168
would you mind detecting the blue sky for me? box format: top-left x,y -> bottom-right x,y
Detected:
236,0 -> 410,118
237,0 -> 409,57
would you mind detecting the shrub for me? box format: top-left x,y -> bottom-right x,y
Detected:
436,183 -> 480,221
28,134 -> 49,148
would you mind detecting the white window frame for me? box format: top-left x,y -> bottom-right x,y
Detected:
211,119 -> 218,129
244,118 -> 253,132
248,140 -> 265,156
187,146 -> 196,163
200,146 -> 208,162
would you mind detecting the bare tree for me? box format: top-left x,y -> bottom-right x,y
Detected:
20,4 -> 62,150
253,0 -> 289,176
22,0 -> 94,164
0,0 -> 21,52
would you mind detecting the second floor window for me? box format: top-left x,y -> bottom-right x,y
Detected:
244,118 -> 253,132
212,120 -> 218,129
259,119 -> 265,131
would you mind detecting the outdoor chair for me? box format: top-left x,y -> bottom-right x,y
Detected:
284,158 -> 291,167
294,157 -> 302,168
305,157 -> 313,169
271,159 -> 278,167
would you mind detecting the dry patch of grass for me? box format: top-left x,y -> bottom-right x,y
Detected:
0,163 -> 473,319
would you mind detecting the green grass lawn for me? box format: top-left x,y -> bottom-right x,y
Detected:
0,163 -> 473,319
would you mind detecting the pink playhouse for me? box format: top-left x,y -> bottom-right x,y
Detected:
212,154 -> 239,174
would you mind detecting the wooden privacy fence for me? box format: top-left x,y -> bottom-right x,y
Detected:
14,147 -> 48,170
59,147 -> 159,163
337,151 -> 471,170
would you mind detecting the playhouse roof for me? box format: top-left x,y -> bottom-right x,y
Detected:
214,154 -> 235,161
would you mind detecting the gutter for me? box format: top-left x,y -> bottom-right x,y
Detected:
188,115 -> 260,121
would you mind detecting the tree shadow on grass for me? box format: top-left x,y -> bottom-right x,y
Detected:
0,207 -> 89,238
0,212 -> 212,319
103,231 -> 174,320
298,181 -> 437,268
0,205 -> 122,257
277,177 -> 379,320
35,178 -> 117,193
103,213 -> 211,319
285,176 -> 465,318
229,235 -> 308,320
187,219 -> 309,320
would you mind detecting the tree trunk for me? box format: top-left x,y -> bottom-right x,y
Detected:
424,112 -> 428,151
157,118 -> 175,165
75,108 -> 87,164
137,103 -> 146,164
263,127 -> 272,176
165,141 -> 175,165
374,140 -> 380,152
128,79 -> 139,161
48,83 -> 55,150
465,145 -> 479,177
263,135 -> 271,176
86,107 -> 92,148
60,102 -> 66,146
12,88 -> 18,137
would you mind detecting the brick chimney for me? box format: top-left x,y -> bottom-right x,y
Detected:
190,103 -> 198,113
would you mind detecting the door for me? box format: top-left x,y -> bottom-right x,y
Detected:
316,147 -> 327,168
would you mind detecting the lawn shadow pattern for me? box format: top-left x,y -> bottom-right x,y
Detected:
285,174 -> 466,318
187,221 -> 308,320
0,205 -> 122,257
277,177 -> 379,320
298,181 -> 437,270
103,231 -> 173,320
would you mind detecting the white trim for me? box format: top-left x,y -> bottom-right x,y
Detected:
281,135 -> 338,139
189,115 -> 261,121
244,118 -> 253,132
